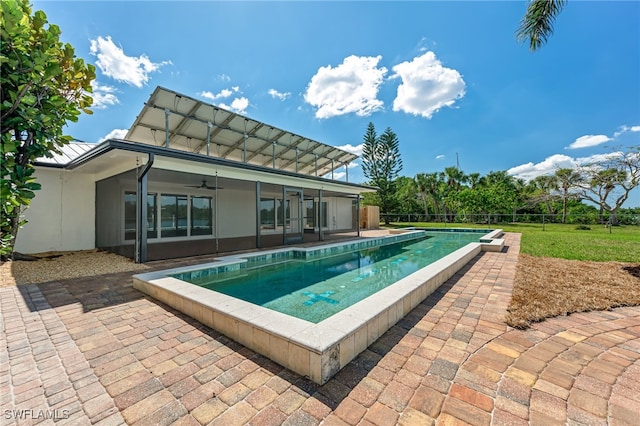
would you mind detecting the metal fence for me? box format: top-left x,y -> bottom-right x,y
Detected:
379,213 -> 640,227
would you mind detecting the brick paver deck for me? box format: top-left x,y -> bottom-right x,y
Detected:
1,233 -> 639,425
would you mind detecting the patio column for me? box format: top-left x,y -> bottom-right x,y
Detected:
256,181 -> 261,248
136,153 -> 154,263
319,189 -> 324,241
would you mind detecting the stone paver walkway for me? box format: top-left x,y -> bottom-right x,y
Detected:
1,233 -> 639,425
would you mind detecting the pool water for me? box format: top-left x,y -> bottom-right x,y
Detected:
177,232 -> 482,323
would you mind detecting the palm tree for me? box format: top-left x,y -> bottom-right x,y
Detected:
415,172 -> 442,222
468,172 -> 481,189
555,168 -> 581,223
516,0 -> 567,51
441,167 -> 467,222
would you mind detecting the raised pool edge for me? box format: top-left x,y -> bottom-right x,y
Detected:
133,228 -> 504,384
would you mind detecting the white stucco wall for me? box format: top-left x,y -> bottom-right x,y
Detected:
217,187 -> 256,238
14,167 -> 95,254
332,198 -> 354,230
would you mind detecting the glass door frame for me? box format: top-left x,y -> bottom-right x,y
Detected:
283,186 -> 304,244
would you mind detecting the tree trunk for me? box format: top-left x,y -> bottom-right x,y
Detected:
3,207 -> 22,261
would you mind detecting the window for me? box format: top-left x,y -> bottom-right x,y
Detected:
124,192 -> 157,240
161,194 -> 188,237
260,198 -> 275,230
191,196 -> 212,236
277,199 -> 290,229
304,199 -> 315,228
320,201 -> 328,228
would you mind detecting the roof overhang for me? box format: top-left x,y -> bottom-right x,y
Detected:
125,86 -> 358,177
39,139 -> 375,194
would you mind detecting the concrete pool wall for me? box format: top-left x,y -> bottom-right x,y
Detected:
133,229 -> 504,384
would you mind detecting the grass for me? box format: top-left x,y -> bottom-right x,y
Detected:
388,221 -> 640,262
389,222 -> 640,328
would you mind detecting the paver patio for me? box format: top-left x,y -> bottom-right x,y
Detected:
1,233 -> 639,425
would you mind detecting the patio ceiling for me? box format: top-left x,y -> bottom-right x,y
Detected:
125,87 -> 358,178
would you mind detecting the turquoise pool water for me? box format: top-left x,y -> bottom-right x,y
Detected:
175,231 -> 484,323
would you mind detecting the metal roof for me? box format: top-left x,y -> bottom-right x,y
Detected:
125,86 -> 358,178
34,141 -> 95,165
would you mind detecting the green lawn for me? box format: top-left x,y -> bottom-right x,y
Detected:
388,222 -> 640,263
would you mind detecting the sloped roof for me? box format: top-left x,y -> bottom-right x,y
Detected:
124,86 -> 358,177
34,141 -> 96,165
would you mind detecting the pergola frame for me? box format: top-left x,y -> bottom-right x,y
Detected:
126,87 -> 358,180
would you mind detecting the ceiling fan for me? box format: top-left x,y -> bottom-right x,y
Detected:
186,179 -> 222,190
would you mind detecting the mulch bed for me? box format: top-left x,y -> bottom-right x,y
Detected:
506,254 -> 640,329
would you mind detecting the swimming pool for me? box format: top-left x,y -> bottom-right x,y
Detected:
133,228 -> 504,384
172,232 -> 483,323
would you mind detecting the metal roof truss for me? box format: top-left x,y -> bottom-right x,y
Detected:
125,87 -> 358,178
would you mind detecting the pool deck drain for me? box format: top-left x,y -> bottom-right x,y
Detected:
2,232 -> 639,425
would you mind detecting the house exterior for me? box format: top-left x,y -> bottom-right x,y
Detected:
14,87 -> 375,262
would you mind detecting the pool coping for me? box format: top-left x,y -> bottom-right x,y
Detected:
133,228 -> 504,384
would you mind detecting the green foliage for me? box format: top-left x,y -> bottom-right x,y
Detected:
360,123 -> 403,223
516,0 -> 567,51
392,176 -> 421,214
415,172 -> 441,221
1,0 -> 95,257
360,191 -> 380,207
575,148 -> 640,223
389,221 -> 640,263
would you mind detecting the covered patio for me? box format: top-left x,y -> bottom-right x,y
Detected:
15,87 -> 374,262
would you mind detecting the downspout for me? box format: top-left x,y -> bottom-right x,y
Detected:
215,172 -> 219,252
356,195 -> 361,237
136,153 -> 154,263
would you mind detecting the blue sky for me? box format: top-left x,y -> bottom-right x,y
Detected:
35,1 -> 640,206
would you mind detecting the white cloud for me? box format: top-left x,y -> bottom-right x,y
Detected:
219,97 -> 249,114
507,152 -> 623,181
199,88 -> 234,101
435,154 -> 445,160
89,36 -> 170,88
614,125 -> 640,138
99,128 -> 128,143
507,154 -> 576,181
200,87 -> 247,113
575,152 -> 623,166
268,89 -> 291,101
391,51 -> 465,119
328,171 -> 347,180
566,134 -> 611,149
90,81 -> 119,109
218,74 -> 231,82
336,143 -> 363,156
304,55 -> 387,119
